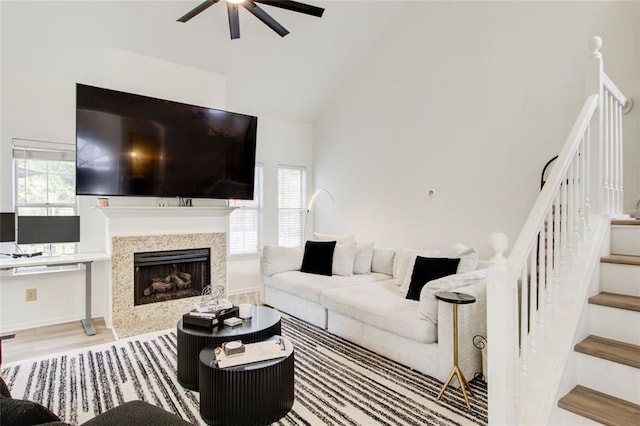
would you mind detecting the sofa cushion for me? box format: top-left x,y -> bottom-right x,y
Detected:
313,232 -> 355,244
321,280 -> 437,344
0,376 -> 11,398
301,241 -> 336,276
353,242 -> 374,274
262,245 -> 303,277
444,243 -> 480,274
266,271 -> 392,304
405,256 -> 460,300
371,248 -> 395,275
418,267 -> 488,324
0,394 -> 61,425
81,400 -> 192,426
332,242 -> 357,276
393,248 -> 441,286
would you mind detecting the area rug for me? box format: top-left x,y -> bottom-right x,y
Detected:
1,315 -> 487,425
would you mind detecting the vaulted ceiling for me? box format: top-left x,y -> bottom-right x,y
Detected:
1,0 -> 406,123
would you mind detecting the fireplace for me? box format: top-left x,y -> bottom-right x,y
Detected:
133,248 -> 210,306
111,232 -> 226,338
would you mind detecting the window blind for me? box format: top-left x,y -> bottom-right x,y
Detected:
278,166 -> 306,247
12,138 -> 75,162
229,164 -> 263,255
13,140 -> 77,214
12,140 -> 78,254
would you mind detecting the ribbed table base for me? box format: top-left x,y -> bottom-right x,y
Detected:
177,307 -> 281,391
199,337 -> 294,426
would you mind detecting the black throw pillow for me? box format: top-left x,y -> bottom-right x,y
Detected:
405,256 -> 461,301
0,394 -> 61,426
301,240 -> 336,276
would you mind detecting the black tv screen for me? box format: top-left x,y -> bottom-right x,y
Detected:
75,84 -> 257,199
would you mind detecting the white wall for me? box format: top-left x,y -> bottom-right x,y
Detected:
228,116 -> 313,297
0,5 -> 313,332
313,1 -> 640,258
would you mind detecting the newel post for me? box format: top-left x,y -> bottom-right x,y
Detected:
586,36 -> 604,217
487,232 -> 516,425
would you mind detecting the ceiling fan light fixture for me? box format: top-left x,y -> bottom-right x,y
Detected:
178,0 -> 324,39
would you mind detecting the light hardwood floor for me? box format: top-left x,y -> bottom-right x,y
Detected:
1,317 -> 115,364
0,293 -> 261,365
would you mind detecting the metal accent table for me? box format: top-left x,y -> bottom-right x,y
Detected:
199,336 -> 294,426
176,305 -> 281,391
435,291 -> 476,411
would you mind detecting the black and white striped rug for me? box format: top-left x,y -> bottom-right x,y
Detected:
1,315 -> 487,425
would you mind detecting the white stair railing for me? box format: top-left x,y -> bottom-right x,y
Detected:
486,37 -> 629,425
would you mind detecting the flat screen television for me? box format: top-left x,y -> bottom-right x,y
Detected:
75,84 -> 257,200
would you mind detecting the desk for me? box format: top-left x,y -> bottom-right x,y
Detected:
0,252 -> 110,335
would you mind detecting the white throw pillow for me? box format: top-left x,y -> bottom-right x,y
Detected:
393,248 -> 441,286
332,241 -> 357,276
353,242 -> 374,274
313,232 -> 356,245
262,245 -> 303,277
371,248 -> 395,275
417,268 -> 488,324
444,243 -> 480,274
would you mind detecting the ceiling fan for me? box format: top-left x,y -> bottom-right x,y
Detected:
177,0 -> 325,40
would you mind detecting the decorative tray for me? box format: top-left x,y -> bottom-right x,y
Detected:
214,338 -> 287,368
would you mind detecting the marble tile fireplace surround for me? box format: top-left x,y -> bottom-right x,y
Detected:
98,206 -> 232,338
112,233 -> 225,337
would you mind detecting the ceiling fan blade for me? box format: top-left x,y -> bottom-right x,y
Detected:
242,1 -> 289,37
177,0 -> 219,23
227,3 -> 241,39
254,0 -> 324,18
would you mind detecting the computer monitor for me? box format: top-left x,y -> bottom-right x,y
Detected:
0,212 -> 16,242
17,216 -> 80,244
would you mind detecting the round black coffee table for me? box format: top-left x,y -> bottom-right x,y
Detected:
177,305 -> 281,390
199,336 -> 294,426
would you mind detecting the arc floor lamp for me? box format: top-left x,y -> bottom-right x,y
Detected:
303,189 -> 334,240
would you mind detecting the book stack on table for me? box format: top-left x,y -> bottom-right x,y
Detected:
183,306 -> 239,329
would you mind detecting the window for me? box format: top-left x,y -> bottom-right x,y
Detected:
278,166 -> 306,247
229,164 -> 263,255
13,139 -> 77,254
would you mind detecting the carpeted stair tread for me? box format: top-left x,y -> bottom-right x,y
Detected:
558,385 -> 640,426
611,219 -> 640,226
589,292 -> 640,312
575,335 -> 640,369
600,254 -> 640,266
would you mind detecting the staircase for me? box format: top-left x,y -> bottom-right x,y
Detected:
486,37 -> 634,425
557,219 -> 640,425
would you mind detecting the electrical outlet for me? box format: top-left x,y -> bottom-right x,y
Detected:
26,288 -> 37,302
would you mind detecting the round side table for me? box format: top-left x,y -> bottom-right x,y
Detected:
435,291 -> 476,411
199,336 -> 295,426
177,305 -> 281,391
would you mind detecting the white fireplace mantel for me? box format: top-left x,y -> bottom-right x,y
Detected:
95,206 -> 236,219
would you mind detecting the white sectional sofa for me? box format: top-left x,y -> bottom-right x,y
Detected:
262,238 -> 488,384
